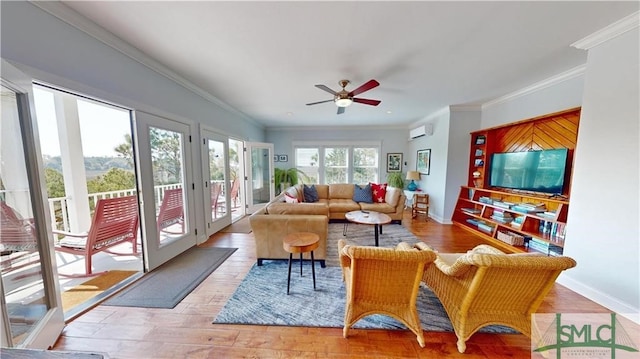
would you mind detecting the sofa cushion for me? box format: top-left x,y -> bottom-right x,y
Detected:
385,187 -> 402,207
329,184 -> 355,199
266,202 -> 329,215
370,182 -> 387,203
315,184 -> 329,199
353,184 -> 373,203
328,199 -> 361,213
303,184 -> 319,203
359,202 -> 396,214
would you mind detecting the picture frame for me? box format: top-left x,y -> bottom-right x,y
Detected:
386,153 -> 403,172
475,135 -> 486,145
278,155 -> 288,162
417,149 -> 431,175
273,155 -> 279,162
474,159 -> 484,167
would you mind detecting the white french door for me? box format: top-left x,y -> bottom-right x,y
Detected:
134,112 -> 197,271
1,59 -> 65,349
245,142 -> 274,214
200,128 -> 231,237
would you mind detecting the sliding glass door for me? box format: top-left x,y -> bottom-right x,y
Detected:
1,59 -> 64,348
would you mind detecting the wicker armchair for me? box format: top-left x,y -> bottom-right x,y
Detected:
416,243 -> 577,353
338,239 -> 437,347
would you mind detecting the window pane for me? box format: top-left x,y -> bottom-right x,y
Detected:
353,147 -> 379,184
325,147 -> 347,184
295,148 -> 319,184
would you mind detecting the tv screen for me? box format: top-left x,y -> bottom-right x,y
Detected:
489,149 -> 568,194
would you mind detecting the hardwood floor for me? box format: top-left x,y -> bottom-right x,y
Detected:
52,210 -> 610,358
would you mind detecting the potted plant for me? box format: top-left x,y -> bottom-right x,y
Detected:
274,168 -> 309,194
386,172 -> 405,189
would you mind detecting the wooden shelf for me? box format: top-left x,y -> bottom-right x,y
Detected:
452,186 -> 568,255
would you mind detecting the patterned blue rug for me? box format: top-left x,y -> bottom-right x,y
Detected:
213,260 -> 517,334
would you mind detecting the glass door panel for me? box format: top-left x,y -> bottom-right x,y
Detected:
245,142 -> 273,214
135,112 -> 195,271
1,60 -> 64,349
201,128 -> 230,236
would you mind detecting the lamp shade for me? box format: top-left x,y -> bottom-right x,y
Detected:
406,171 -> 420,181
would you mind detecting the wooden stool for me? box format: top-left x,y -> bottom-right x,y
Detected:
283,232 -> 319,295
412,193 -> 430,220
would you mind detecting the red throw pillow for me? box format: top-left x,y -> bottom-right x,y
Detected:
370,182 -> 387,203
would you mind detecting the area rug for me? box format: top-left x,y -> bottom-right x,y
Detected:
104,247 -> 236,308
213,261 -> 517,334
220,216 -> 252,233
325,222 -> 420,266
61,270 -> 137,311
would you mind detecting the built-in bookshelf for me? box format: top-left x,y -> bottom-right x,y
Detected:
453,186 -> 569,255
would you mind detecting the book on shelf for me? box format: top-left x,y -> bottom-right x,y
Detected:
493,201 -> 512,209
490,215 -> 513,223
478,222 -> 493,232
479,196 -> 493,204
461,208 -> 481,214
491,210 -> 512,218
512,205 -> 546,214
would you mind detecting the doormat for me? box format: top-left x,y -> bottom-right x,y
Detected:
104,247 -> 236,308
61,270 -> 137,311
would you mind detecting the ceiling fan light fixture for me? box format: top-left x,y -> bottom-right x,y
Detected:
335,98 -> 353,107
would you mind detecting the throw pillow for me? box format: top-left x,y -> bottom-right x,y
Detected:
352,184 -> 373,203
303,184 -> 319,203
369,182 -> 387,203
385,187 -> 401,207
284,192 -> 299,203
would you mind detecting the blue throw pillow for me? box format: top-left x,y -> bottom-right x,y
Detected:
303,184 -> 319,203
353,184 -> 373,203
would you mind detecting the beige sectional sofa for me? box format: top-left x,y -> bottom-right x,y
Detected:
249,183 -> 406,267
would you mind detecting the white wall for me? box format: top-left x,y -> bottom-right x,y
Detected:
562,28 -> 639,321
266,126 -> 408,183
407,110 -> 450,222
481,75 -> 585,127
1,2 -> 264,141
446,109 -> 482,222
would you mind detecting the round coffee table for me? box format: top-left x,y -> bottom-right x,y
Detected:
282,232 -> 319,295
344,210 -> 392,247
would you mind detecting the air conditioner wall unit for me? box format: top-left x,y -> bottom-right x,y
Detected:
409,124 -> 433,140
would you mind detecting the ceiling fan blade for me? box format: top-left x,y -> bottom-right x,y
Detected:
315,84 -> 337,95
353,98 -> 381,106
348,79 -> 380,97
337,106 -> 346,115
306,99 -> 334,106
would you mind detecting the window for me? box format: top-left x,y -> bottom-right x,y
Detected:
293,142 -> 380,184
353,147 -> 378,184
295,148 -> 319,184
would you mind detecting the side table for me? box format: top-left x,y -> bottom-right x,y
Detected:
282,232 -> 319,295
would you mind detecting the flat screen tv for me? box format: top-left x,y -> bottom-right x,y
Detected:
489,149 -> 569,194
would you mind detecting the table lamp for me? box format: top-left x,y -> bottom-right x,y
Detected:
406,171 -> 420,191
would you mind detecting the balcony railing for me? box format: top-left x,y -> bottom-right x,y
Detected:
47,181 -> 228,233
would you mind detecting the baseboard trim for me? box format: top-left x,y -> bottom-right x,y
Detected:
557,275 -> 640,324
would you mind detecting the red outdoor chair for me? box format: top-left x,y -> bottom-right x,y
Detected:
54,195 -> 139,277
156,188 -> 185,235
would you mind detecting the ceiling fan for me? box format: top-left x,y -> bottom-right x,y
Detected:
306,79 -> 381,114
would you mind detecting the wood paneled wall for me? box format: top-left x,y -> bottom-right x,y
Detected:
470,107 -> 581,196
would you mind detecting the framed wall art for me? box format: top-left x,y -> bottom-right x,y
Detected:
417,149 -> 431,175
386,153 -> 403,172
278,155 -> 288,162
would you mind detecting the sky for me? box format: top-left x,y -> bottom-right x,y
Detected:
34,87 -> 131,157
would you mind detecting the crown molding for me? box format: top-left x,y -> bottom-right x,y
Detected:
482,65 -> 586,109
29,1 -> 261,128
572,11 -> 639,50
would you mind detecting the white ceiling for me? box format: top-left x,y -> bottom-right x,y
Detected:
60,1 -> 638,129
